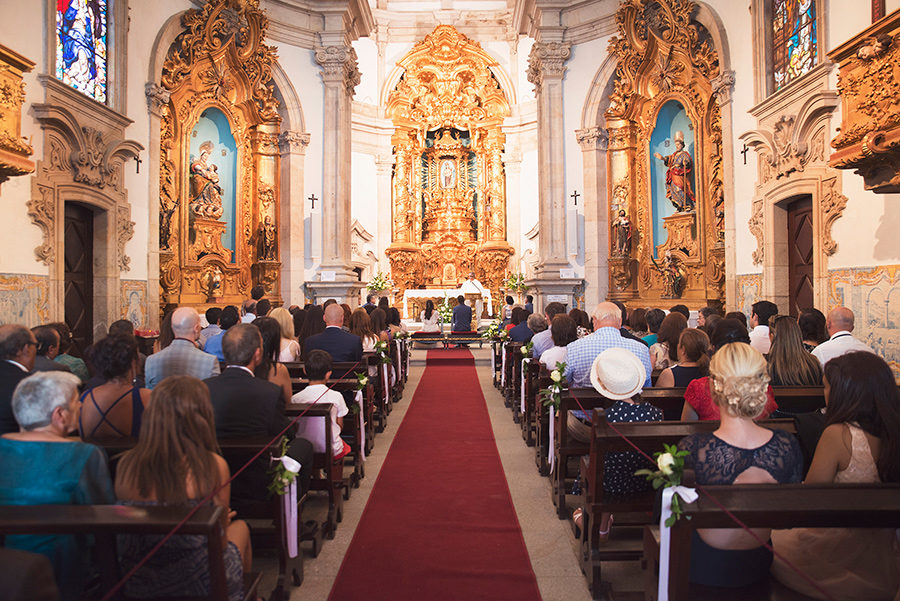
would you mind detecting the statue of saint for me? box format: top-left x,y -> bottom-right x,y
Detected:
257,215 -> 277,261
655,251 -> 686,298
190,141 -> 225,219
612,209 -> 633,256
654,130 -> 695,212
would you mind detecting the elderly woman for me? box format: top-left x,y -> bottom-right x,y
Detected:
0,371 -> 115,601
678,343 -> 802,588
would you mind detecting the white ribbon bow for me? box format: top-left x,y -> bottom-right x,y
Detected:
520,358 -> 530,413
355,390 -> 366,462
657,486 -> 699,601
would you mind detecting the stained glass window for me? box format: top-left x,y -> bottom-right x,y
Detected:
772,0 -> 817,91
56,0 -> 108,103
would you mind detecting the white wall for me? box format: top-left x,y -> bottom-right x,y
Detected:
352,37 -> 379,104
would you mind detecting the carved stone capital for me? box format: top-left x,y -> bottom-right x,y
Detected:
575,127 -> 608,151
278,131 -> 310,154
315,45 -> 361,96
527,42 -> 571,92
145,82 -> 171,116
711,70 -> 736,106
117,204 -> 135,272
374,154 -> 394,176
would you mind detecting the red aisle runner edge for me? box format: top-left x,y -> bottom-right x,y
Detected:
327,348 -> 543,601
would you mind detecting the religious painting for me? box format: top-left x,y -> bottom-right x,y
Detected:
440,159 -> 456,189
649,100 -> 695,256
189,108 -> 237,257
773,0 -> 817,91
56,0 -> 108,103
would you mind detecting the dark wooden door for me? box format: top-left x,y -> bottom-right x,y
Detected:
787,196 -> 814,318
64,203 -> 93,357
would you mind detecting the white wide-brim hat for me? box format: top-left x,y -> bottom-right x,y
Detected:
589,347 -> 646,400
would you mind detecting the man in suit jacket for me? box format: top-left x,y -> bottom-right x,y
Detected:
29,326 -> 71,373
451,295 -> 473,332
0,325 -> 37,434
145,307 -> 220,389
205,323 -> 313,507
302,303 -> 363,363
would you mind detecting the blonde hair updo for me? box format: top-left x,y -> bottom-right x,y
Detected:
709,342 -> 769,419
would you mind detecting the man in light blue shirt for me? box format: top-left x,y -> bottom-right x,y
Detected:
564,301 -> 652,389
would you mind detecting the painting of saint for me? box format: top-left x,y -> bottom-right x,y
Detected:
440,159 -> 455,189
654,130 -> 695,212
190,141 -> 225,219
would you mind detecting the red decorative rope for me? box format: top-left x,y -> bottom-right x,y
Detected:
99,359 -> 366,601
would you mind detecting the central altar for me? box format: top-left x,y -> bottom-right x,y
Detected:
384,26 -> 514,311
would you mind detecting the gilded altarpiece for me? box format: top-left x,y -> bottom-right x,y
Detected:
385,26 -> 514,307
157,0 -> 282,310
605,0 -> 725,306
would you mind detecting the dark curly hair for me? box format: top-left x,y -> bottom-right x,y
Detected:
89,335 -> 138,380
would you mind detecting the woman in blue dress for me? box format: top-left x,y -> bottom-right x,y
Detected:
0,371 -> 115,601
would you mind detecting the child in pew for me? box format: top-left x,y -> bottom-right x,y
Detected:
571,348 -> 663,539
290,350 -> 351,462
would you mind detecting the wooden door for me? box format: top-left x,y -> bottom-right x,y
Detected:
64,203 -> 94,357
787,196 -> 814,318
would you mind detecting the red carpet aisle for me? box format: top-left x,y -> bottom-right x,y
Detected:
327,348 -> 543,601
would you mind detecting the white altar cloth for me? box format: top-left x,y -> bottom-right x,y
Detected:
402,288 -> 492,320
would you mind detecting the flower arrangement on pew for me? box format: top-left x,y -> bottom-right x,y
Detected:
521,340 -> 533,356
635,444 -> 691,525
481,319 -> 503,340
268,436 -> 301,496
373,340 -> 392,365
438,297 -> 454,325
539,361 -> 567,409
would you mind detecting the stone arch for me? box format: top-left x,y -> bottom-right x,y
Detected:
270,62 -> 305,133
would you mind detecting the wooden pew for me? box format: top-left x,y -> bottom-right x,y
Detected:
769,385 -> 825,416
578,409 -> 798,600
502,342 -> 523,410
490,340 -> 503,388
534,367 -> 552,476
0,504 -> 261,601
645,483 -> 900,601
520,358 -> 542,447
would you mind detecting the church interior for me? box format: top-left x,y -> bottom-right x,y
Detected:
1,0 -> 900,600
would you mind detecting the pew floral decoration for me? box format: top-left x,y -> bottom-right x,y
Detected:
373,340 -> 392,365
634,444 -> 692,526
481,319 -> 502,340
438,297 -> 454,324
521,341 -> 533,356
539,361 -> 567,409
268,436 -> 301,497
355,372 -> 369,391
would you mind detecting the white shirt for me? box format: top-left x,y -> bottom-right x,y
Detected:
241,313 -> 256,324
749,325 -> 771,354
539,345 -> 567,368
811,331 -> 875,367
291,384 -> 349,456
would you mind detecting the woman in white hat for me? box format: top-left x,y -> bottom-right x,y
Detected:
570,347 -> 663,539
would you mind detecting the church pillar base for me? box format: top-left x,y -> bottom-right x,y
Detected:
304,280 -> 367,307
524,277 -> 585,313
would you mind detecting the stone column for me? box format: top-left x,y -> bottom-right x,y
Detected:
502,148 -> 522,261
576,126 -> 610,309
279,131 -> 310,307
374,154 -> 393,268
145,82 -> 170,328
307,44 -> 366,304
712,70 -> 736,309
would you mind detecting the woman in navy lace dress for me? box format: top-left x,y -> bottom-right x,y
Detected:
678,342 -> 802,588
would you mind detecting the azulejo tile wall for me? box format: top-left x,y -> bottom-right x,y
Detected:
121,280 -> 148,328
735,274 -> 762,318
829,266 -> 900,378
0,274 -> 49,326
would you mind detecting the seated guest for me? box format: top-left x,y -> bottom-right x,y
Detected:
252,317 -> 293,406
199,307 -> 222,349
701,313 -> 722,337
298,305 -> 326,350
369,308 -> 391,343
451,295 -> 473,333
678,343 -> 802,588
205,324 -> 313,510
501,295 -> 514,324
291,350 -> 351,461
669,304 -> 690,320
642,308 -> 665,345
508,308 -> 534,343
303,304 -> 364,363
363,293 -> 377,313
30,326 -> 71,373
349,308 -> 379,352
78,335 -> 150,442
540,314 -> 577,368
388,307 -> 407,338
49,322 -> 89,383
571,349 -> 663,536
203,305 -> 239,362
628,307 -> 649,338
681,319 -> 777,421
811,306 -> 875,367
145,307 -> 220,389
377,296 -> 390,314
564,302 -> 652,389
115,376 -> 250,601
419,300 -> 441,334
697,305 -> 721,331
528,313 -> 547,336
650,312 -> 687,370
532,302 -> 568,359
0,372 -> 115,601
654,328 -> 709,388
0,325 -> 38,434
240,299 -> 257,323
772,352 -> 900,600
255,298 -> 271,318
766,315 -> 822,386
341,304 -> 353,331
613,300 -> 649,346
107,320 -> 147,388
799,307 -> 828,352
569,308 -> 593,338
749,300 -> 779,354
270,307 -> 300,363
725,310 -> 748,328
291,307 -> 307,343
524,294 -> 534,314
0,547 -> 61,601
